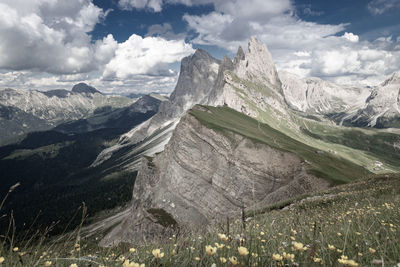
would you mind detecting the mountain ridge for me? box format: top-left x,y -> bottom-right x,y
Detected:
0,83 -> 134,145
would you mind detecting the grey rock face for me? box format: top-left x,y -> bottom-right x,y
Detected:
100,106 -> 328,246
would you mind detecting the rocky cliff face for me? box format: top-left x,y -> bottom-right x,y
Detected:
100,105 -> 328,246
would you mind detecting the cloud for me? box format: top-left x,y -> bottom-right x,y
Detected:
118,0 -> 163,12
118,0 -> 292,15
342,32 -> 359,43
0,0 -> 115,74
181,1 -> 400,85
0,0 -> 195,94
146,23 -> 187,40
102,34 -> 194,79
302,7 -> 324,16
368,0 -> 400,15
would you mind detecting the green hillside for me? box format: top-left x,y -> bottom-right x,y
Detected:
190,105 -> 369,184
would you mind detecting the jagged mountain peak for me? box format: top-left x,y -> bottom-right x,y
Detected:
382,71 -> 400,86
234,45 -> 245,64
71,83 -> 101,94
191,48 -> 215,60
168,49 -> 220,106
235,37 -> 281,88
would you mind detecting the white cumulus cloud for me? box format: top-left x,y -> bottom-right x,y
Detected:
103,35 -> 194,79
342,32 -> 359,43
0,0 -> 116,74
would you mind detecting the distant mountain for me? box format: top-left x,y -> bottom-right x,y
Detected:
71,83 -> 102,94
0,84 -> 134,145
342,72 -> 400,128
54,94 -> 164,134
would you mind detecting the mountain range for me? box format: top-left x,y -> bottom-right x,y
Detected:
0,37 -> 399,245
0,83 -> 134,145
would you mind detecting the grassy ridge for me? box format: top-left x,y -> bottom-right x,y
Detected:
189,105 -> 369,184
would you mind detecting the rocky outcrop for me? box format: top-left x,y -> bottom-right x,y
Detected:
100,106 -> 328,246
235,37 -> 281,90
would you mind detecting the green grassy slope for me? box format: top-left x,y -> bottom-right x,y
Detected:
189,105 -> 369,184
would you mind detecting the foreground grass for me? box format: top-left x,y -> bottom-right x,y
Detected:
1,174 -> 399,266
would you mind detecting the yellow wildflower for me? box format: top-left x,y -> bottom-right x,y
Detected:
290,236 -> 295,241
0,257 -> 4,264
123,259 -> 145,267
194,257 -> 200,261
218,233 -> 228,241
45,261 -> 52,266
272,253 -> 283,261
220,257 -> 227,263
313,257 -> 322,263
229,256 -> 239,265
293,242 -> 307,252
152,249 -> 164,259
283,252 -> 294,262
70,264 -> 78,267
238,246 -> 249,256
346,260 -> 359,267
205,245 -> 217,256
260,231 -> 265,236
369,248 -> 376,253
129,248 -> 136,253
215,243 -> 225,249
251,253 -> 258,258
12,247 -> 19,252
291,229 -> 297,235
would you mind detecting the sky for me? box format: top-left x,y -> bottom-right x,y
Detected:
0,0 -> 400,95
